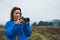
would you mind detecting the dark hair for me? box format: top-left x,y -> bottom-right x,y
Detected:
10,7 -> 22,20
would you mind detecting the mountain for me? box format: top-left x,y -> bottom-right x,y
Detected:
47,19 -> 60,22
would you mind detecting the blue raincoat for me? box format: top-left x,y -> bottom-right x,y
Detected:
5,20 -> 32,40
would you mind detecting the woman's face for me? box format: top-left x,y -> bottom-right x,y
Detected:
13,10 -> 21,19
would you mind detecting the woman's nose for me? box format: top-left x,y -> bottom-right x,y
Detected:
17,14 -> 20,17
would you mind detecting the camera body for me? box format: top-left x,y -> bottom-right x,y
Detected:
19,17 -> 30,23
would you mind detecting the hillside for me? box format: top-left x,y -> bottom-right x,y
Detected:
29,26 -> 60,40
0,26 -> 60,40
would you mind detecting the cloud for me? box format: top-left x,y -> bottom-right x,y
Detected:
0,0 -> 60,25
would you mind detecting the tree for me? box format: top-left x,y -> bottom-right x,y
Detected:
48,22 -> 52,26
37,21 -> 44,26
32,22 -> 37,26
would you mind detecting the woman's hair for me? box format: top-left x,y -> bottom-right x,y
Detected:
10,7 -> 22,20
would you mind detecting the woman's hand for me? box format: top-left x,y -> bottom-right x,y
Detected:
15,17 -> 23,24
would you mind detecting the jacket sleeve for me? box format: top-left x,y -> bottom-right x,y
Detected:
5,21 -> 19,38
23,22 -> 32,37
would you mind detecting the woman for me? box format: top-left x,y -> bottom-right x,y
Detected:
5,7 -> 32,40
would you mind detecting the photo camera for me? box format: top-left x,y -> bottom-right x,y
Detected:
19,17 -> 30,23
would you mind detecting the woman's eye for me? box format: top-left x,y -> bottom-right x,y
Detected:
16,13 -> 18,14
16,13 -> 20,14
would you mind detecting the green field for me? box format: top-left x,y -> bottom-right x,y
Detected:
0,26 -> 60,40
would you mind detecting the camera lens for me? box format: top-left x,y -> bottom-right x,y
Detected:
24,18 -> 30,22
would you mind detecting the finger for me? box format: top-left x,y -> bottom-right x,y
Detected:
17,17 -> 21,20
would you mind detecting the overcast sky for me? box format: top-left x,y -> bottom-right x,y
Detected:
0,0 -> 60,25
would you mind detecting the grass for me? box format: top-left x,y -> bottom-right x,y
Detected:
0,26 -> 60,40
29,26 -> 60,40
